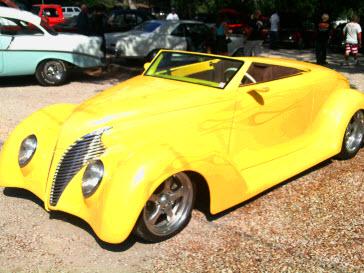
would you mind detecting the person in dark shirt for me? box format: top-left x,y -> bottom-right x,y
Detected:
76,4 -> 91,36
315,13 -> 331,65
244,10 -> 264,56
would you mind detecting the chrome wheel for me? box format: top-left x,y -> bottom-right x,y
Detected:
336,110 -> 364,160
44,61 -> 65,82
142,173 -> 194,238
35,59 -> 67,86
344,111 -> 364,152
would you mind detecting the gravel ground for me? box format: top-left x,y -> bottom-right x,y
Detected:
0,49 -> 363,273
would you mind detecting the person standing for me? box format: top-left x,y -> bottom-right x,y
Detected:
91,5 -> 107,55
315,13 -> 331,65
214,16 -> 229,55
76,4 -> 91,36
269,11 -> 280,49
244,10 -> 264,56
166,8 -> 179,20
343,15 -> 362,66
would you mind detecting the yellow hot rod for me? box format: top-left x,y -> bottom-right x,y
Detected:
0,50 -> 363,244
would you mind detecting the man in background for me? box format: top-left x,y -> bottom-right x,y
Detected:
315,13 -> 331,65
166,8 -> 179,20
343,15 -> 362,66
269,11 -> 280,49
76,4 -> 91,36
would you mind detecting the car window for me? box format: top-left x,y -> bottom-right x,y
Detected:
133,21 -> 161,32
171,24 -> 186,36
146,52 -> 244,89
186,24 -> 210,36
0,17 -> 43,36
43,8 -> 59,18
66,8 -> 72,12
62,7 -> 65,12
241,62 -> 303,85
124,13 -> 136,25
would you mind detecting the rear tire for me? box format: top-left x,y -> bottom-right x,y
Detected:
336,111 -> 364,160
134,172 -> 196,242
35,59 -> 68,86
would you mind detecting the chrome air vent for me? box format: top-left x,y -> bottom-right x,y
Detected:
49,127 -> 110,206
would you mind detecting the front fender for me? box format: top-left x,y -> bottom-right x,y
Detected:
72,142 -> 247,244
0,103 -> 77,201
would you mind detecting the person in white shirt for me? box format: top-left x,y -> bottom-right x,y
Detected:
269,11 -> 280,49
343,15 -> 362,65
166,8 -> 179,20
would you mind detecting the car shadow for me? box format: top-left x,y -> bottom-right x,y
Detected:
2,187 -> 138,251
196,159 -> 333,222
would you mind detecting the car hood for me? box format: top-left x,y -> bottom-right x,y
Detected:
58,75 -> 218,146
9,33 -> 104,58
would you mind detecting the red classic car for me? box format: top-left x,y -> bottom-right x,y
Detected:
31,4 -> 65,27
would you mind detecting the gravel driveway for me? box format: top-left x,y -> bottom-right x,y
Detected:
0,50 -> 363,273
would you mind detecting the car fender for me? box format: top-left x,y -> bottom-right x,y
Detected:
311,88 -> 364,157
0,103 -> 77,200
88,142 -> 247,243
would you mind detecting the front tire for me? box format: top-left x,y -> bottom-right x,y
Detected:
35,59 -> 68,86
336,111 -> 364,159
134,172 -> 196,242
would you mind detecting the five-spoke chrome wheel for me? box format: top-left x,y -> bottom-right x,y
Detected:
135,172 -> 195,242
337,111 -> 364,159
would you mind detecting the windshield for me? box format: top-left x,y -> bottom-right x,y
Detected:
145,52 -> 243,89
133,21 -> 161,32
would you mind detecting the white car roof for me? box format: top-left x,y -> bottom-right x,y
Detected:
0,7 -> 41,25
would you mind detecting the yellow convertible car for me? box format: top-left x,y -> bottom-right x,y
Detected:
1,50 -> 364,244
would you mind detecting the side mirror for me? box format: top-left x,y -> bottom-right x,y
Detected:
143,62 -> 151,71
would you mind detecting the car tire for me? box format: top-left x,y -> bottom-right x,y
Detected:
336,110 -> 364,160
35,59 -> 68,86
134,172 -> 196,242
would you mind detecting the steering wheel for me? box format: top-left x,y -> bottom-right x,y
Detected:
223,67 -> 238,82
244,72 -> 257,84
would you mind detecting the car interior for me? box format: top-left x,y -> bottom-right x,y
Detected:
241,63 -> 303,85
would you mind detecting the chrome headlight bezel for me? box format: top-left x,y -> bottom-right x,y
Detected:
82,160 -> 104,198
18,135 -> 37,167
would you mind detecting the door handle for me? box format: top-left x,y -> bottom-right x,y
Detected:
253,87 -> 270,93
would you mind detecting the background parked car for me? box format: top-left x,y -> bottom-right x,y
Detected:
0,7 -> 104,86
106,20 -> 245,61
61,6 -> 80,18
106,9 -> 155,33
31,4 -> 64,27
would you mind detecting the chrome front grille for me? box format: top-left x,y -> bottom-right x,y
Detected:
49,128 -> 109,206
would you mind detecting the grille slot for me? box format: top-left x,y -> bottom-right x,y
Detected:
50,128 -> 109,206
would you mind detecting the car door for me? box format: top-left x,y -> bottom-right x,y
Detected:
168,23 -> 188,50
230,62 -> 314,171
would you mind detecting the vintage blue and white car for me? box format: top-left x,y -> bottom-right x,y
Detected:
0,7 -> 104,85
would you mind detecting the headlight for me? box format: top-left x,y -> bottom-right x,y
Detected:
82,160 -> 104,198
18,135 -> 37,167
